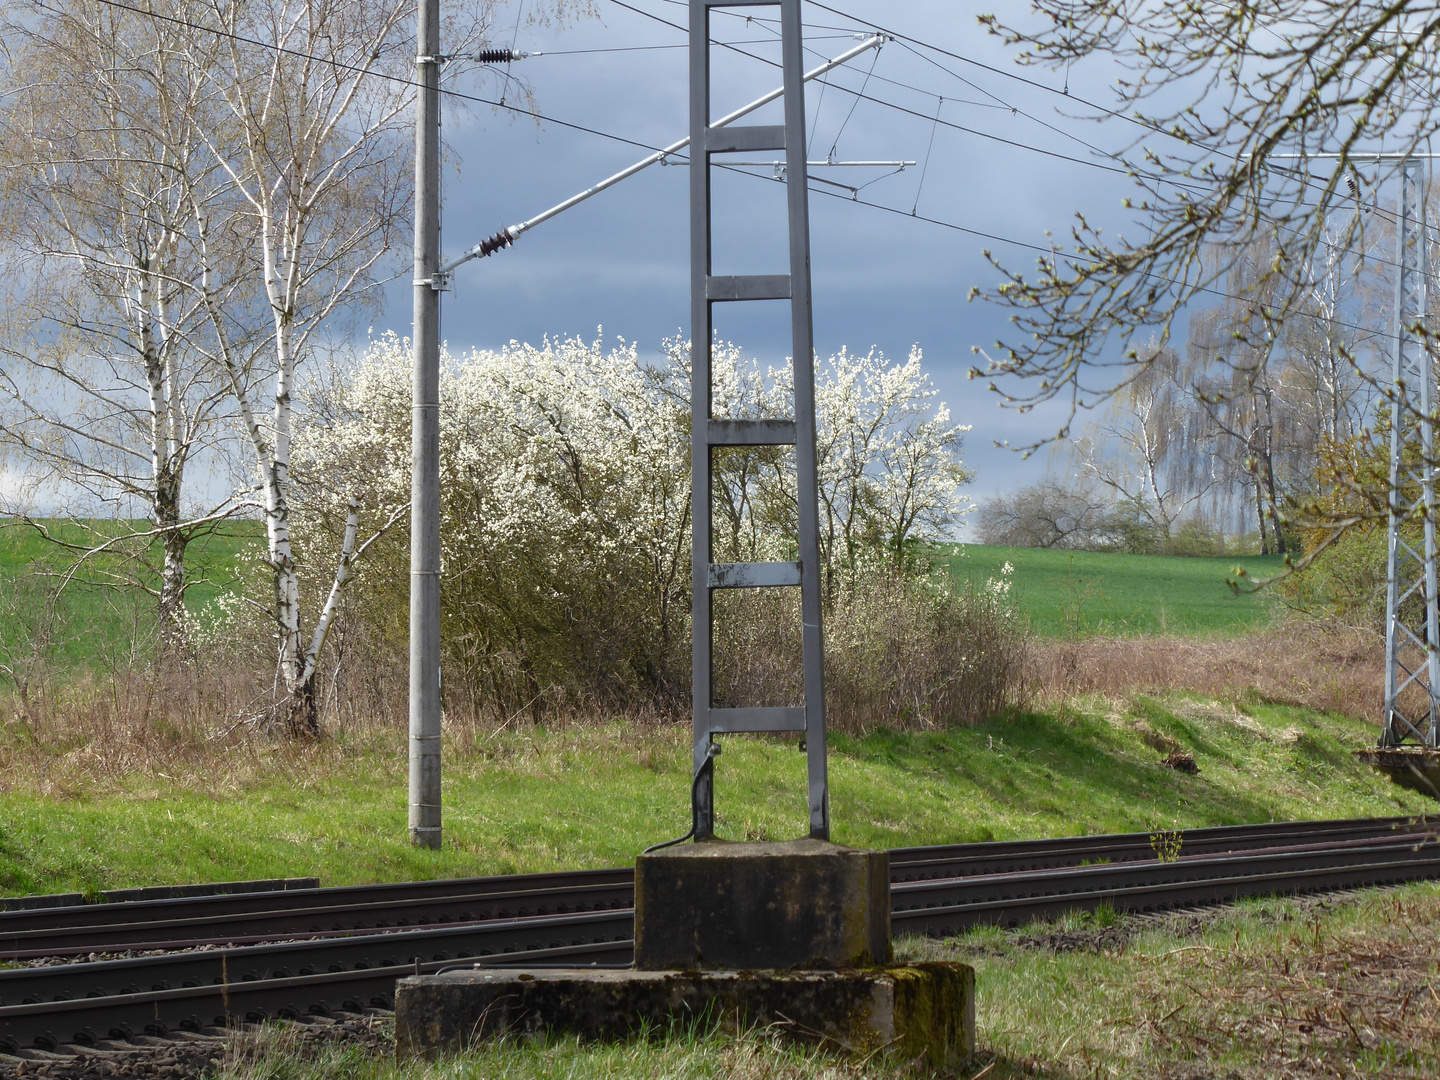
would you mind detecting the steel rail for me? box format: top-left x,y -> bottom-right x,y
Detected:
1,816 -> 1425,952
891,835 -> 1440,916
894,846 -> 1440,936
887,815 -> 1431,882
0,879 -> 319,914
3,824 -> 1439,1054
0,880 -> 635,957
0,941 -> 634,1054
0,868 -> 633,935
0,909 -> 637,1025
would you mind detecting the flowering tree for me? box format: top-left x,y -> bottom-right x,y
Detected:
711,344 -> 972,586
291,332 -> 971,714
294,332 -> 690,712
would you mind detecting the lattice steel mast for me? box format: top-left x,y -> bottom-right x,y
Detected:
689,0 -> 829,839
1382,156 -> 1440,749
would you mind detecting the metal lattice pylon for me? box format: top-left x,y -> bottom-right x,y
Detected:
689,0 -> 829,839
1383,157 -> 1440,749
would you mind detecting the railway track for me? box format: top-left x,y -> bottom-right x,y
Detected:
0,815 -> 1420,958
1,814 -> 1435,1056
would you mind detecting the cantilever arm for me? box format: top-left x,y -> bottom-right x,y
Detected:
439,34 -> 887,279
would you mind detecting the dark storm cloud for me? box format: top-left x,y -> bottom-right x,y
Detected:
384,1 -> 1142,502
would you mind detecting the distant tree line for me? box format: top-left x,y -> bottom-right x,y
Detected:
981,221 -> 1405,562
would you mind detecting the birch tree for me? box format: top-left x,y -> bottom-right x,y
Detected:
1070,344 -> 1216,547
178,0 -> 508,734
0,0 -> 249,653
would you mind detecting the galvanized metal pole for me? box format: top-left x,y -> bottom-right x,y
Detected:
409,0 -> 443,848
1382,156 -> 1440,749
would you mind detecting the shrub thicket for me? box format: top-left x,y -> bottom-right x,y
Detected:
276,333 -> 1024,729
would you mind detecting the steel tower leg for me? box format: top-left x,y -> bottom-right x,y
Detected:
1383,157 -> 1440,749
689,0 -> 829,839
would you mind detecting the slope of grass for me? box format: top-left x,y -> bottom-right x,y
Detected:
910,882 -> 1440,1078
0,694 -> 1427,898
950,543 -> 1286,638
0,520 -> 262,669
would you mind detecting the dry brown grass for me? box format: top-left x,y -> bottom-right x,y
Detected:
1028,622 -> 1386,723
715,572 -> 1031,733
0,652 -> 684,799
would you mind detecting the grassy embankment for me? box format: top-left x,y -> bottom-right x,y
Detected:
5,533 -> 1429,1076
951,543 -> 1285,639
0,693 -> 1428,897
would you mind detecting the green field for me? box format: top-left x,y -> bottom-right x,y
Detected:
2,521 -> 1282,672
0,519 -> 261,668
951,544 -> 1285,639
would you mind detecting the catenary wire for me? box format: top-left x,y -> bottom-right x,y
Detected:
86,0 -> 1396,344
801,0 -> 1417,226
703,159 -> 1390,350
604,0 -> 1139,178
911,95 -> 941,215
540,35 -> 853,55
91,0 -> 675,155
607,0 -> 1415,270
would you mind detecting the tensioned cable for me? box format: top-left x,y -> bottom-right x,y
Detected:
802,0 -> 1419,228
609,0 -> 1415,269
499,0 -> 525,105
91,0 -> 675,155
825,44 -> 878,159
605,0 -> 1139,179
697,0 -> 1418,236
911,95 -> 941,215
87,0 -> 1396,342
543,35 -> 853,55
708,158 -> 1389,348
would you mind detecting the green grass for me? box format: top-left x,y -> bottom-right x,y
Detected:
218,1020 -> 884,1080
908,882 -> 1440,1078
0,519 -> 262,669
949,543 -> 1286,639
0,694 -> 1428,898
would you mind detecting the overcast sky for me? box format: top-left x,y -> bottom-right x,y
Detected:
376,1 -> 1150,504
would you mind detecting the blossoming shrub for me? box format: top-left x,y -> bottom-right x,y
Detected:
287,332 -> 1026,728
293,332 -> 691,718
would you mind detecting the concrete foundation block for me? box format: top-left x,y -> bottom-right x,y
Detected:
635,838 -> 890,970
1355,748 -> 1440,800
394,963 -> 975,1069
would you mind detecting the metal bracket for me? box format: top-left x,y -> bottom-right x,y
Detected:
414,272 -> 451,292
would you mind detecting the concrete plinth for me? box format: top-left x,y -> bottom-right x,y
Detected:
635,838 -> 890,970
1355,747 -> 1440,799
394,963 -> 975,1068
